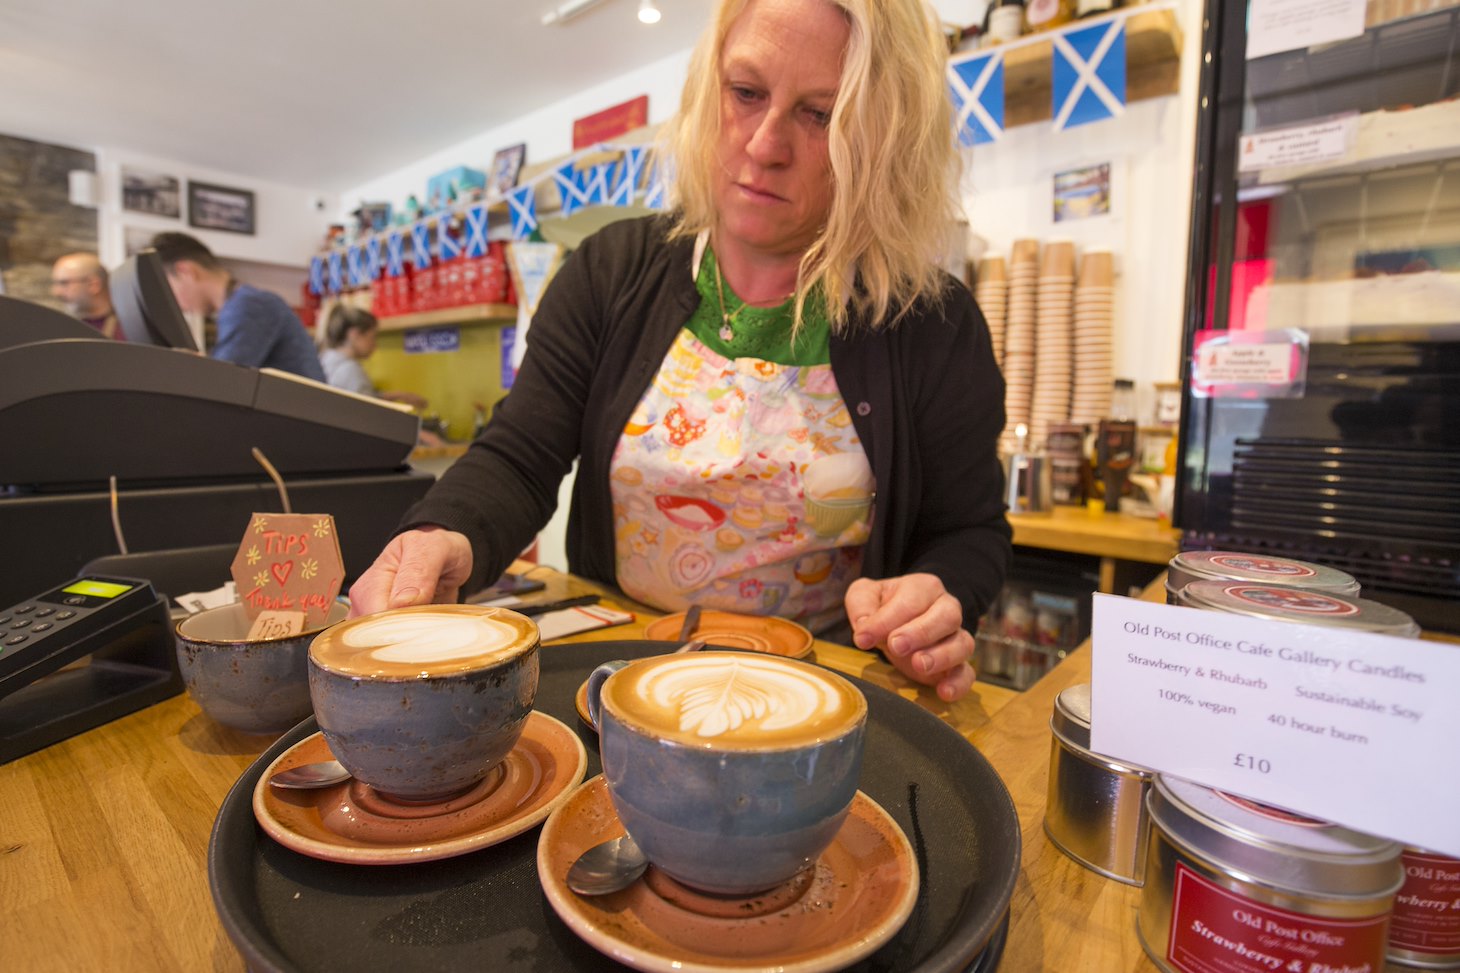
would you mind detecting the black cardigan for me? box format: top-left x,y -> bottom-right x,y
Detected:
399,216 -> 1012,625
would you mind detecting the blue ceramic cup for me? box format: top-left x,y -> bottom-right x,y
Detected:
307,605 -> 539,801
587,650 -> 867,895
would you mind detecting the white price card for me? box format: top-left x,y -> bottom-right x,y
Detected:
1247,0 -> 1366,60
1090,594 -> 1460,856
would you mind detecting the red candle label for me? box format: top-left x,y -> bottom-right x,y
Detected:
1390,851 -> 1460,954
1209,555 -> 1316,578
1168,862 -> 1390,973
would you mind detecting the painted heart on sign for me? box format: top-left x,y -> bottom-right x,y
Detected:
271,561 -> 294,586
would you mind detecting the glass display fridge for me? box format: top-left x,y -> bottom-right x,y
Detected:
1176,0 -> 1460,632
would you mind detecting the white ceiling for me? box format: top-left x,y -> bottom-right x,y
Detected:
0,0 -> 717,192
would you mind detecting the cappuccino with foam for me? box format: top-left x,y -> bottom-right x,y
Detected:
600,651 -> 864,749
307,605 -> 539,800
310,604 -> 538,678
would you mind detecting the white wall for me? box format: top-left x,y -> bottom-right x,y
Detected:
93,147 -> 337,271
961,0 -> 1204,416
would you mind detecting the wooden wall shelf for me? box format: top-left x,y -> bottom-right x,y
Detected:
376,303 -> 516,331
1002,8 -> 1184,129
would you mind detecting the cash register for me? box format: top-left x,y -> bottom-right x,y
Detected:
0,254 -> 436,757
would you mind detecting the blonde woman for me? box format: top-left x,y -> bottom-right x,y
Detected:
351,0 -> 1009,702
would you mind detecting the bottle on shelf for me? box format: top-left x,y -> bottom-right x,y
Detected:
985,0 -> 1026,45
1024,0 -> 1076,33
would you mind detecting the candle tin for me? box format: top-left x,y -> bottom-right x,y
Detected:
1175,580 -> 1421,637
1389,847 -> 1460,968
1045,683 -> 1155,885
1137,775 -> 1404,973
1167,551 -> 1361,605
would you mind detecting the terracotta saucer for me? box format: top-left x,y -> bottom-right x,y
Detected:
252,711 -> 587,865
537,776 -> 918,973
644,610 -> 814,658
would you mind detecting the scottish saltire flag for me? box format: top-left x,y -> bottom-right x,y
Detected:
364,236 -> 382,280
308,256 -> 325,295
508,184 -> 538,240
609,145 -> 648,206
346,245 -> 364,288
554,162 -> 591,216
438,215 -> 462,261
1052,19 -> 1126,131
644,155 -> 672,210
327,251 -> 343,293
582,161 -> 614,206
464,203 -> 490,257
410,222 -> 433,269
948,49 -> 1004,146
385,231 -> 406,278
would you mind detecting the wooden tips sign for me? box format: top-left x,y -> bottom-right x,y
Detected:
229,513 -> 345,627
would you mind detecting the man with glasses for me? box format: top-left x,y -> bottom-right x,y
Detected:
50,252 -> 122,340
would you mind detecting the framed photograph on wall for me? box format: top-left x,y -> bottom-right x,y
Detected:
188,180 -> 256,235
489,143 -> 527,196
122,167 -> 181,218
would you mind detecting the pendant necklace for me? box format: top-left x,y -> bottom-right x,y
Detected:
712,257 -> 746,343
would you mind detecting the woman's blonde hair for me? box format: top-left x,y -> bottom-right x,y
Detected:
663,0 -> 960,333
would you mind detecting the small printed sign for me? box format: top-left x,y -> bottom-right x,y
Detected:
229,513 -> 345,626
573,94 -> 648,150
1191,328 -> 1309,399
1090,595 -> 1460,856
1238,114 -> 1357,173
403,326 -> 461,354
1247,0 -> 1366,60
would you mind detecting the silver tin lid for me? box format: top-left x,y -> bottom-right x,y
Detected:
1169,551 -> 1360,596
1051,684 -> 1154,773
1149,775 -> 1403,898
1176,581 -> 1420,636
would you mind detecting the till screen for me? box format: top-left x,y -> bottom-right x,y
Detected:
62,579 -> 133,599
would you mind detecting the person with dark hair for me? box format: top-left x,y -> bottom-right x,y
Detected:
349,0 -> 1010,702
319,305 -> 426,408
51,253 -> 122,339
150,231 -> 325,381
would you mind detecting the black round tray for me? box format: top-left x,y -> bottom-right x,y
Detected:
208,641 -> 1020,972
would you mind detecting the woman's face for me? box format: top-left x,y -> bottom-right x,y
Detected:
713,0 -> 849,261
348,325 -> 378,359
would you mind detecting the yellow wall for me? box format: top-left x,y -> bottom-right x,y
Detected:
365,317 -> 515,439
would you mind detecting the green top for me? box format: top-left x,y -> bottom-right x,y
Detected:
687,248 -> 831,366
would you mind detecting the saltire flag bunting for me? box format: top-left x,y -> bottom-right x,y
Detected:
554,162 -> 592,216
609,145 -> 648,206
948,49 -> 1005,146
1051,18 -> 1126,131
308,256 -> 325,295
583,161 -> 614,206
508,184 -> 538,240
346,245 -> 364,288
327,251 -> 344,293
463,203 -> 490,258
385,230 -> 406,278
410,221 -> 433,269
644,154 -> 671,210
438,214 -> 462,261
364,236 -> 382,281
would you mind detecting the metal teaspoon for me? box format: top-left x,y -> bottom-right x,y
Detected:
269,760 -> 352,789
567,834 -> 650,896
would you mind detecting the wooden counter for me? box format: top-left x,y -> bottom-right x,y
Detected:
0,568 -> 1409,971
1009,506 -> 1180,593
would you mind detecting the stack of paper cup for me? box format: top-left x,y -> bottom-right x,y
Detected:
1031,241 -> 1075,443
1002,239 -> 1039,450
975,255 -> 1008,367
1071,249 -> 1116,425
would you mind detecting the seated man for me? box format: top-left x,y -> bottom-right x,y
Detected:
51,252 -> 122,339
150,232 -> 325,381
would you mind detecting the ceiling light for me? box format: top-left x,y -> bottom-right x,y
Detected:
541,0 -> 608,26
638,0 -> 662,24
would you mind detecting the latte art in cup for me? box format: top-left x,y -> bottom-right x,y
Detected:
602,653 -> 865,747
310,604 -> 538,678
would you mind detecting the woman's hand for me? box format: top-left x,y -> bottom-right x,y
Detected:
347,526 -> 475,617
844,573 -> 976,701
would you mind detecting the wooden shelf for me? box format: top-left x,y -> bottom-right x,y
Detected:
1002,8 -> 1184,129
1009,505 -> 1179,565
377,303 -> 516,331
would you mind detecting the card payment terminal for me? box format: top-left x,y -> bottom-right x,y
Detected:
0,575 -> 180,763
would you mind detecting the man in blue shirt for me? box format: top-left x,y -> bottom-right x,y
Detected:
150,232 -> 325,382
